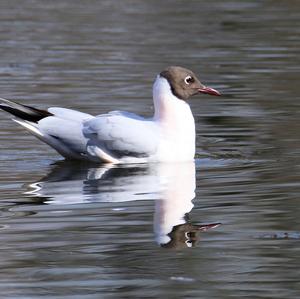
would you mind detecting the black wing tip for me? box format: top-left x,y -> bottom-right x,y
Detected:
0,98 -> 52,123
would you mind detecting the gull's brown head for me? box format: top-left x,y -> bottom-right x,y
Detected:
160,66 -> 220,101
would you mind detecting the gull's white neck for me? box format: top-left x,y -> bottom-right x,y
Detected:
152,76 -> 196,161
153,76 -> 190,122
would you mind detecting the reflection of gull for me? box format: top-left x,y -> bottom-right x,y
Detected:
26,163 -> 159,204
153,163 -> 195,245
25,161 -> 219,248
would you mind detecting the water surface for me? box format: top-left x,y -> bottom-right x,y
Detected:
0,1 -> 300,298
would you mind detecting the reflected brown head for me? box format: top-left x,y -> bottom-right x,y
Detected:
160,222 -> 221,249
160,66 -> 221,100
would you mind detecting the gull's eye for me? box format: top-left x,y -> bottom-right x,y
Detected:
184,75 -> 194,85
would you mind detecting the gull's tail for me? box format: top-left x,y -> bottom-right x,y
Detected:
0,97 -> 91,160
0,97 -> 52,123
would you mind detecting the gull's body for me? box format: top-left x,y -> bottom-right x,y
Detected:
0,66 -> 220,163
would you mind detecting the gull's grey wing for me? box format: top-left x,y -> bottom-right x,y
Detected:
83,111 -> 160,159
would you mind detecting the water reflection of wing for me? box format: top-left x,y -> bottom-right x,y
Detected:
26,162 -> 160,204
25,161 -> 219,248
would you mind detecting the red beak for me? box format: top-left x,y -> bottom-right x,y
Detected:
198,86 -> 221,96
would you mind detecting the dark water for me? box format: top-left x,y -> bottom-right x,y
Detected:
0,0 -> 300,298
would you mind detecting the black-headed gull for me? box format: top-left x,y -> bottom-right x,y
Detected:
0,66 -> 220,163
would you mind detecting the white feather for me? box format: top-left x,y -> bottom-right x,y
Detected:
2,76 -> 196,163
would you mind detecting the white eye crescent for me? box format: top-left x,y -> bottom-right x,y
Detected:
184,75 -> 194,85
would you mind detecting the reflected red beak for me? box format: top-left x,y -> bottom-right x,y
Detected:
198,86 -> 221,96
197,223 -> 221,231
